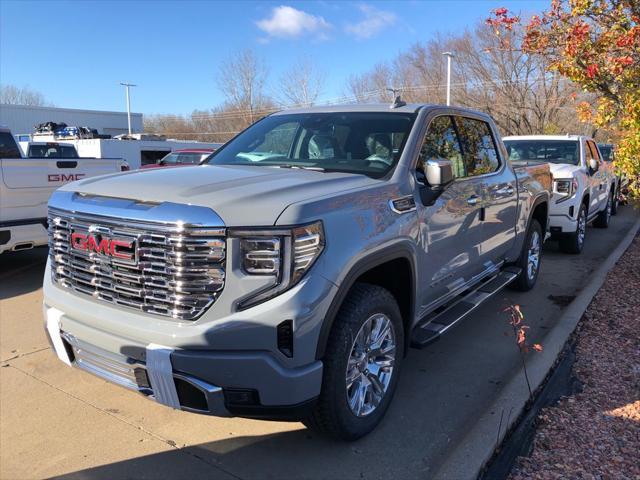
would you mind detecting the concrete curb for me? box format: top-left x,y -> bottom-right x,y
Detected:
433,215 -> 640,480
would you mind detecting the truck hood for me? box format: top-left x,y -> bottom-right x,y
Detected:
61,164 -> 378,226
546,163 -> 582,179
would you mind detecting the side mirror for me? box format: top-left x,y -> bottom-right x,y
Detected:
588,158 -> 599,173
416,158 -> 454,206
425,159 -> 454,187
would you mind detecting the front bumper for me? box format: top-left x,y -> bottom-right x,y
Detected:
549,197 -> 579,236
44,304 -> 322,418
42,251 -> 336,418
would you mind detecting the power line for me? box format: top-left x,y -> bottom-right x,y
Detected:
149,75 -> 570,124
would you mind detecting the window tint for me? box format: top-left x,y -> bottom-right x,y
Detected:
419,115 -> 465,178
456,117 -> 500,176
503,140 -> 580,166
598,144 -> 614,162
0,132 -> 21,158
59,146 -> 78,158
207,113 -> 416,178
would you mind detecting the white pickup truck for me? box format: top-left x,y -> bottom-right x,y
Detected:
0,127 -> 129,254
503,135 -> 617,254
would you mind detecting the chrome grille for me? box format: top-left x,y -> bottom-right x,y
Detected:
48,208 -> 226,320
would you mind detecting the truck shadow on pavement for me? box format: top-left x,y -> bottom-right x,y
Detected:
0,248 -> 48,300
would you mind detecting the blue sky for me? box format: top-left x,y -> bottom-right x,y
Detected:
0,0 -> 548,115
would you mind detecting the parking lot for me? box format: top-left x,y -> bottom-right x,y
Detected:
0,205 -> 638,480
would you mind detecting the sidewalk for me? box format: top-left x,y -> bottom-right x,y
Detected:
510,235 -> 640,479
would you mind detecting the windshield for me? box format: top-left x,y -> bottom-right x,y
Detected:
205,112 -> 416,177
598,144 -> 613,162
161,152 -> 210,165
503,139 -> 580,166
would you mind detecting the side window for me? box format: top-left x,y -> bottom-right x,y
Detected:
455,117 -> 500,177
0,132 -> 21,159
60,146 -> 79,158
419,115 -> 465,178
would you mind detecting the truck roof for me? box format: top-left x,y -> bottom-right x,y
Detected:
503,134 -> 590,141
270,103 -> 493,118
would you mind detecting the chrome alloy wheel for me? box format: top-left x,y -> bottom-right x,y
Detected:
606,195 -> 612,221
527,230 -> 541,280
345,313 -> 396,417
577,210 -> 586,248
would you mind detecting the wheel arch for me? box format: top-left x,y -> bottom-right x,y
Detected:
315,244 -> 417,360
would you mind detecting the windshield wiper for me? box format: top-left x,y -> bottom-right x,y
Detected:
274,164 -> 325,172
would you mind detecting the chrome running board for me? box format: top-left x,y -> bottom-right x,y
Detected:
411,267 -> 521,349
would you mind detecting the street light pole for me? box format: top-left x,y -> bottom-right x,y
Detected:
442,52 -> 454,106
119,82 -> 137,135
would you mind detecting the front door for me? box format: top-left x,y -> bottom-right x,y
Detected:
414,114 -> 486,316
584,139 -> 605,217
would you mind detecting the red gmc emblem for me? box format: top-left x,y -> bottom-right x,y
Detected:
71,232 -> 136,262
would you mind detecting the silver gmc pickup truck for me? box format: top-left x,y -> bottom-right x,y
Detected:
44,103 -> 551,440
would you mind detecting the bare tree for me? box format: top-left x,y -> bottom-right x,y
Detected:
277,57 -> 325,107
344,23 -> 591,136
1,84 -> 50,106
217,49 -> 271,128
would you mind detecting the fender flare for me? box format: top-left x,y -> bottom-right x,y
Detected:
528,193 -> 549,231
315,243 -> 417,360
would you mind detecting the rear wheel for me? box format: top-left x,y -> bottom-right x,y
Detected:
593,192 -> 612,228
304,283 -> 404,440
611,185 -> 619,216
510,219 -> 542,291
560,203 -> 586,254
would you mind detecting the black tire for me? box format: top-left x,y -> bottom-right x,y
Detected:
510,219 -> 543,291
560,203 -> 587,254
304,283 -> 404,440
610,185 -> 619,216
593,191 -> 612,228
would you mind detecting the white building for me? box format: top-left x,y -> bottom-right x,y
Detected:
0,104 -> 143,137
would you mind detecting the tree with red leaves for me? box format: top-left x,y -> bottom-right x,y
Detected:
488,0 -> 640,196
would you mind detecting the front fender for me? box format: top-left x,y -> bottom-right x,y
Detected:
315,242 -> 418,360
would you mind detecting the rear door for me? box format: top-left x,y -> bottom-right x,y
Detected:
415,114 -> 486,312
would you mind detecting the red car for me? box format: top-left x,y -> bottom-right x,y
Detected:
141,148 -> 219,169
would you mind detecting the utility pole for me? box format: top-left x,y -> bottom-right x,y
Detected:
442,52 -> 454,106
119,82 -> 137,135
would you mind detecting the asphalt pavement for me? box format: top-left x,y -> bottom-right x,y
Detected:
1,205 -> 638,480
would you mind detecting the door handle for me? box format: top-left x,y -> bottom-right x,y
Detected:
467,195 -> 480,206
496,185 -> 515,196
56,161 -> 77,169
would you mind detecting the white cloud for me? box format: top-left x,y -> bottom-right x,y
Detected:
345,4 -> 397,40
256,5 -> 332,40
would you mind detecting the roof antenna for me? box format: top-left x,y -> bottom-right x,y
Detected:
387,87 -> 406,109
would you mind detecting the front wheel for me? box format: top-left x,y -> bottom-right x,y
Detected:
304,283 -> 404,440
560,203 -> 587,254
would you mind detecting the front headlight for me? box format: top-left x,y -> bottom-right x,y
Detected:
232,221 -> 325,309
554,178 -> 578,202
